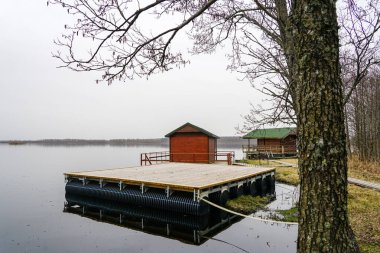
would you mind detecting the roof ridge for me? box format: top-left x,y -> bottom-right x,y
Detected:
165,122 -> 219,138
242,127 -> 297,139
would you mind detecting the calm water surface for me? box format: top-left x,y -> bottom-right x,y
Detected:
0,145 -> 297,253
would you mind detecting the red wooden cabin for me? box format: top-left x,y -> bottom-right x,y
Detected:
165,122 -> 219,163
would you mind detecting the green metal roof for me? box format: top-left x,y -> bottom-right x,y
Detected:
242,127 -> 296,139
165,122 -> 219,139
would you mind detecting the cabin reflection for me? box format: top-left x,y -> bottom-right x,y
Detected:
64,193 -> 242,245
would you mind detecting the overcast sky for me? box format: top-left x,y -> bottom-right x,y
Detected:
0,1 -> 266,140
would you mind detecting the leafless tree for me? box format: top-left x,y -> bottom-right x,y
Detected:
49,0 -> 361,251
48,0 -> 379,131
237,0 -> 380,132
340,0 -> 380,104
338,0 -> 380,154
347,68 -> 380,161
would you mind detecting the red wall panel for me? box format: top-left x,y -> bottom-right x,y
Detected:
170,133 -> 211,163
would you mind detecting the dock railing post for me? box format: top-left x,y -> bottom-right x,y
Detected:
227,153 -> 231,165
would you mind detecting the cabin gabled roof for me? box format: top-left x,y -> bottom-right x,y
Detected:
242,127 -> 296,139
165,122 -> 219,139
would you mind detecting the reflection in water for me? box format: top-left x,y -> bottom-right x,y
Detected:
64,194 -> 242,245
0,145 -> 297,253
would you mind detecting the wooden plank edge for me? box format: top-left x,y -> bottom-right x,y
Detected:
197,168 -> 275,190
65,174 -> 196,192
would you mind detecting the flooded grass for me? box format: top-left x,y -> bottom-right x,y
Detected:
226,195 -> 271,214
275,207 -> 299,223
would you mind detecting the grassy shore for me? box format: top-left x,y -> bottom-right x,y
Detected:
348,185 -> 380,253
348,156 -> 380,183
246,156 -> 380,184
275,167 -> 300,185
271,159 -> 380,253
236,159 -> 281,166
234,157 -> 379,252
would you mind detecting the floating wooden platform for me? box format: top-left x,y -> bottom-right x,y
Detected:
65,163 -> 275,192
65,163 -> 275,216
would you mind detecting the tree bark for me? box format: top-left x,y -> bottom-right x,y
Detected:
290,0 -> 360,252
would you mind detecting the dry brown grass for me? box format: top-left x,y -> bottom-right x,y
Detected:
237,159 -> 279,166
348,156 -> 380,183
274,156 -> 380,183
275,158 -> 298,165
348,185 -> 380,252
275,167 -> 380,252
275,167 -> 299,185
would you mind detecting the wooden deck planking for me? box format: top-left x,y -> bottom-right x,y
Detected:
65,163 -> 275,191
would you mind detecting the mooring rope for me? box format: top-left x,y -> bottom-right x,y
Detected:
200,235 -> 250,253
199,197 -> 299,225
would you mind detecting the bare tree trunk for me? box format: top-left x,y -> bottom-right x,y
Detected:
345,104 -> 352,156
290,0 -> 360,252
350,72 -> 380,161
344,104 -> 351,157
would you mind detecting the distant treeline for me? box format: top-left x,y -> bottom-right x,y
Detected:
1,137 -> 246,148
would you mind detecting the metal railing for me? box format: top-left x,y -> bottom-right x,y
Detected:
140,151 -> 235,166
242,145 -> 297,154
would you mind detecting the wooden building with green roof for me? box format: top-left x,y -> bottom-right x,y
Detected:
242,127 -> 297,158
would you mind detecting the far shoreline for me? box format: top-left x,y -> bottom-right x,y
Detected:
0,136 -> 245,148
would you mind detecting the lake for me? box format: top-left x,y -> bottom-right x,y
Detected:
0,145 -> 297,253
